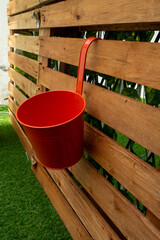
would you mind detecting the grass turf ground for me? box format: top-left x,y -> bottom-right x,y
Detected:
0,105 -> 72,240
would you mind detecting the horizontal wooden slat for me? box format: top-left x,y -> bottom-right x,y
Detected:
8,10 -> 37,30
84,122 -> 160,220
9,110 -> 33,160
7,0 -> 57,16
79,23 -> 160,32
40,0 -> 160,29
147,210 -> 160,230
8,96 -> 18,116
146,164 -> 160,230
32,164 -> 92,240
8,67 -> 38,97
8,35 -> 39,54
39,37 -> 160,90
8,1 -> 160,31
39,66 -> 160,157
8,52 -> 39,78
39,65 -> 76,91
69,158 -> 160,240
47,169 -> 120,240
8,82 -> 27,105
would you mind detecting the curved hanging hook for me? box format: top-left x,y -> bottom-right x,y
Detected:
76,37 -> 100,95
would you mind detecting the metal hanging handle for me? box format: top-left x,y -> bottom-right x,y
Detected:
76,37 -> 100,95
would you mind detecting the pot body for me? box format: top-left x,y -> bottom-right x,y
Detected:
16,90 -> 86,169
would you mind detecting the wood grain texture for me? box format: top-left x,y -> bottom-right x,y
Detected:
146,210 -> 160,230
8,10 -> 37,29
40,0 -> 160,28
39,65 -> 77,91
37,28 -> 51,92
84,122 -> 160,220
8,35 -> 39,54
8,52 -> 39,78
69,158 -> 160,240
47,169 -> 120,240
8,82 -> 27,105
146,164 -> 160,230
8,0 -> 160,30
32,164 -> 92,240
7,0 -> 57,16
39,66 -> 160,157
9,111 -> 33,160
8,67 -> 38,97
39,37 -> 160,90
8,97 -> 18,116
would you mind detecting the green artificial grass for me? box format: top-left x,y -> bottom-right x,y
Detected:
0,106 -> 72,240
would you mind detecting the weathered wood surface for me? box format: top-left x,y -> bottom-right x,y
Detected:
39,37 -> 160,90
40,0 -> 160,28
8,67 -> 38,97
8,52 -> 39,78
37,29 -> 51,92
8,82 -> 27,105
9,109 -> 33,160
7,0 -> 57,16
69,158 -> 160,240
8,97 -> 18,116
146,164 -> 160,230
8,10 -> 37,30
84,122 -> 160,220
8,35 -> 39,54
32,164 -> 92,240
147,210 -> 160,231
47,169 -> 120,240
39,66 -> 160,157
8,0 -> 160,30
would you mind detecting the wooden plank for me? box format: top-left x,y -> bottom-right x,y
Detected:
9,111 -> 33,160
32,164 -> 92,240
9,30 -> 15,91
39,37 -> 160,90
146,164 -> 160,230
47,169 -> 120,240
8,35 -> 39,54
8,52 -> 39,78
37,28 -> 51,93
39,65 -> 76,91
8,10 -> 37,30
8,96 -> 18,116
8,67 -> 38,97
38,66 -> 160,157
84,122 -> 160,220
8,1 -> 160,31
146,211 -> 160,230
79,23 -> 160,32
40,0 -> 160,29
8,82 -> 27,105
7,0 -> 58,16
69,158 -> 160,240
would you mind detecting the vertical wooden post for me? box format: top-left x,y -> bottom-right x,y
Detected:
9,30 -> 15,100
37,28 -> 51,93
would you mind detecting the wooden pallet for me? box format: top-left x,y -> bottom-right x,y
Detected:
8,1 -> 160,239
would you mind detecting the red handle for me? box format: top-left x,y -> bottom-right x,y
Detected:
76,37 -> 100,95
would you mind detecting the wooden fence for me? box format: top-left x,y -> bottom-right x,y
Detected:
8,0 -> 160,239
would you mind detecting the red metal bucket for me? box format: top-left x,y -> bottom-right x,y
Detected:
16,37 -> 99,169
